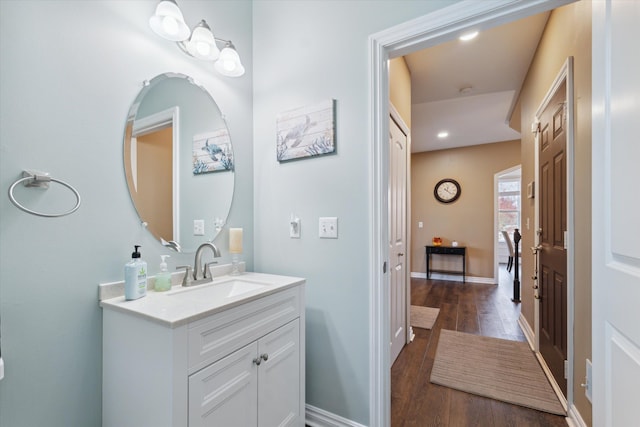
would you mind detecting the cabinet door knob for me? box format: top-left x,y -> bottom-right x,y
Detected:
398,253 -> 404,257
261,353 -> 269,361
253,357 -> 262,366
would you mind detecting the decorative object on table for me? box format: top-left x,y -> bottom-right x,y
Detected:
433,178 -> 461,203
193,129 -> 234,174
451,240 -> 459,247
432,237 -> 442,246
276,99 -> 336,162
229,227 -> 243,275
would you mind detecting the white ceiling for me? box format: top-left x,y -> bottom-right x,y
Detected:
405,11 -> 550,153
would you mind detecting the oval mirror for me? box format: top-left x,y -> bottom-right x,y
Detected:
123,73 -> 234,253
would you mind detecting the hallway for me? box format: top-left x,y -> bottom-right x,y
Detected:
391,267 -> 567,426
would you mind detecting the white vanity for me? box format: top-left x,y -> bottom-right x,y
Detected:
100,272 -> 305,427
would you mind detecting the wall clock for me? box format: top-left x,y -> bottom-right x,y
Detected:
434,178 -> 461,203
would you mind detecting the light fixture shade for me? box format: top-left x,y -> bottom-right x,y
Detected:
183,20 -> 220,61
214,43 -> 245,77
149,0 -> 190,42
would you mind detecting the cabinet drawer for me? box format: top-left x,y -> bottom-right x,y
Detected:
427,246 -> 465,255
188,286 -> 301,373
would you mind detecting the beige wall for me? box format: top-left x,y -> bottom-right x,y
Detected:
411,140 -> 521,279
136,127 -> 173,241
389,57 -> 411,127
518,1 -> 592,424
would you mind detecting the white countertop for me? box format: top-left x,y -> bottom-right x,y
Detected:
100,272 -> 305,328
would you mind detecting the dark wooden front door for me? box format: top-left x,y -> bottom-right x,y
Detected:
538,80 -> 568,396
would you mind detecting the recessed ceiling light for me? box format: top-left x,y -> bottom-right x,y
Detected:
459,31 -> 479,41
437,131 -> 449,139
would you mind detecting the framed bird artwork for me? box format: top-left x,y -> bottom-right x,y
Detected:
276,99 -> 336,162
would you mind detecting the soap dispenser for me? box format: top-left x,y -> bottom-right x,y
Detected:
155,255 -> 172,292
124,245 -> 147,300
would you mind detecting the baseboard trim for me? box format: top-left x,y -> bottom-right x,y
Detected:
518,313 -> 535,350
410,272 -> 495,284
534,350 -> 569,414
518,313 -> 586,426
305,404 -> 367,427
566,403 -> 587,427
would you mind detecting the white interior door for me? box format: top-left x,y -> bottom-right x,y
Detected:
592,1 -> 640,426
389,113 -> 408,365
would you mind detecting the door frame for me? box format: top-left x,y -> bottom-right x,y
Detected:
368,1 -> 576,425
131,106 -> 181,243
389,103 -> 412,348
494,164 -> 522,281
532,57 -> 575,405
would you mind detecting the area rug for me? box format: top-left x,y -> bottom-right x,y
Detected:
410,306 -> 440,330
430,329 -> 565,416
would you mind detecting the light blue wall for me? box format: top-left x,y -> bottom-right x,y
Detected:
0,0 -> 468,425
251,1 -> 460,424
0,1 -> 252,426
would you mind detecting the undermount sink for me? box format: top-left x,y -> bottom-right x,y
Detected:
165,278 -> 269,300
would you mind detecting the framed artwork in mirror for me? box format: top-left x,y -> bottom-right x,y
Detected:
276,99 -> 336,162
193,129 -> 234,174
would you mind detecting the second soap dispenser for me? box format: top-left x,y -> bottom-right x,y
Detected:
155,255 -> 172,292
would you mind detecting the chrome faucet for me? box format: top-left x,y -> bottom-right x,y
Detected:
194,242 -> 221,280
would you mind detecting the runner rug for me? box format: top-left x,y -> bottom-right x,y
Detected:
430,329 -> 565,415
410,306 -> 440,330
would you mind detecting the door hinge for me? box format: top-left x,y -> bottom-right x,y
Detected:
383,261 -> 387,274
564,360 -> 568,379
531,120 -> 541,135
564,230 -> 568,249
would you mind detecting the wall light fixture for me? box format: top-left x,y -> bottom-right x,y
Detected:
149,0 -> 245,77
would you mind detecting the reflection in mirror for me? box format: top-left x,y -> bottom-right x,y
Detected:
124,73 -> 234,253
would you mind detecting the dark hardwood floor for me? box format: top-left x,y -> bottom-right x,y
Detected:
391,266 -> 567,427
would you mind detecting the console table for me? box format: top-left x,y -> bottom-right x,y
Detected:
425,245 -> 466,283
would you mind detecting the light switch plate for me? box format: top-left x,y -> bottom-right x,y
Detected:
193,219 -> 205,236
319,217 -> 338,238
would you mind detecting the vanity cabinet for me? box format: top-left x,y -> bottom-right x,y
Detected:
189,319 -> 300,427
102,279 -> 305,427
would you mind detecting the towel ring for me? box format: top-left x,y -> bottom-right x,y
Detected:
8,170 -> 81,218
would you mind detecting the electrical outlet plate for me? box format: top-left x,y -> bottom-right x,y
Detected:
193,219 -> 205,236
290,217 -> 301,238
319,217 -> 338,238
